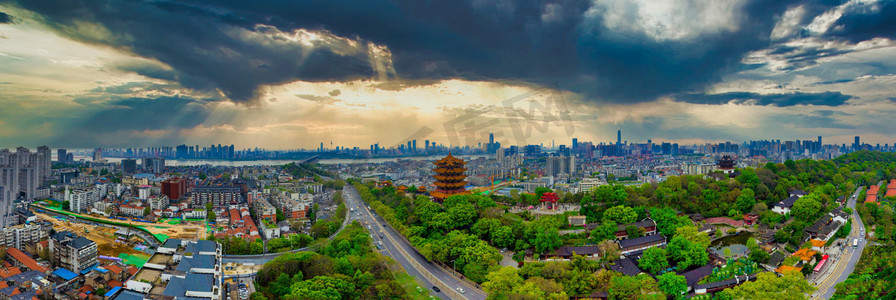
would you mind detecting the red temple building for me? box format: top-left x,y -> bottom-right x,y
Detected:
431,154 -> 469,201
540,192 -> 559,210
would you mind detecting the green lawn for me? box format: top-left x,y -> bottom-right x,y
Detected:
119,253 -> 150,268
154,233 -> 170,242
167,219 -> 182,225
393,272 -> 433,300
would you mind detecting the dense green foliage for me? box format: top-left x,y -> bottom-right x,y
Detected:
715,271 -> 815,300
833,244 -> 896,299
357,184 -> 507,283
254,222 -> 408,299
282,162 -> 336,179
353,151 -> 896,298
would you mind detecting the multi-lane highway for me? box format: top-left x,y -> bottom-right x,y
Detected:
811,186 -> 867,300
345,186 -> 487,300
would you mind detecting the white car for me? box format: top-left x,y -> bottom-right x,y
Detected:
457,287 -> 466,294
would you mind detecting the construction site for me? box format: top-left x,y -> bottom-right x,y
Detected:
35,210 -> 213,268
38,212 -> 146,257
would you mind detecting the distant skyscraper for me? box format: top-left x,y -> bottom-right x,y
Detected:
425,140 -> 430,151
142,157 -> 165,174
36,146 -> 50,183
617,130 -> 622,146
57,149 -> 67,163
122,159 -> 137,175
412,140 -> 417,152
818,136 -> 822,147
854,136 -> 860,151
92,148 -> 103,162
572,138 -> 578,150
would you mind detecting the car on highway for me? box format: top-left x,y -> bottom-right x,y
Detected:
432,286 -> 441,293
457,287 -> 466,294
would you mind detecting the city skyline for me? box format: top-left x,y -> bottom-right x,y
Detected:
2,1 -> 896,148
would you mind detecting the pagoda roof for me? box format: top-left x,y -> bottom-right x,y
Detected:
433,167 -> 467,174
434,174 -> 468,181
434,154 -> 465,165
431,190 -> 470,199
435,181 -> 467,188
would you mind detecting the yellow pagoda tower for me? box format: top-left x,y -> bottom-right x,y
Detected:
431,153 -> 469,202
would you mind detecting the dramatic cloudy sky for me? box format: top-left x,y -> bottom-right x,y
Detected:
1,0 -> 896,149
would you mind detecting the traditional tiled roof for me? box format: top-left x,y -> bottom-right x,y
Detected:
792,248 -> 817,261
775,265 -> 802,274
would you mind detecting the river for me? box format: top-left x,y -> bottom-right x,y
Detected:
73,154 -> 492,167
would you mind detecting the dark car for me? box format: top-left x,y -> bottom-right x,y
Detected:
432,286 -> 441,293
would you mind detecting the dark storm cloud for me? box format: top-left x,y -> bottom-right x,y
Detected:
828,0 -> 896,42
678,91 -> 853,106
813,78 -> 855,85
114,62 -> 178,82
0,11 -> 11,23
7,0 -> 889,106
213,0 -> 792,102
7,0 -> 374,102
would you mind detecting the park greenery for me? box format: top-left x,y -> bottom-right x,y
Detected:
714,270 -> 815,300
282,162 -> 336,179
252,222 -> 409,299
349,151 -> 896,297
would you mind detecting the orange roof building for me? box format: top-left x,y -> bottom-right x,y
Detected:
792,248 -> 818,261
809,239 -> 826,248
0,267 -> 21,279
866,185 -> 880,203
6,248 -> 48,273
430,154 -> 469,201
775,265 -> 802,274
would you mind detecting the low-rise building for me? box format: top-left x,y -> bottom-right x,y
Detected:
182,208 -> 207,220
805,207 -> 849,241
149,195 -> 170,211
122,240 -> 222,300
120,204 -> 144,217
191,186 -> 241,207
254,197 -> 277,224
618,234 -> 666,255
772,195 -> 800,215
6,247 -> 49,273
568,215 -> 587,227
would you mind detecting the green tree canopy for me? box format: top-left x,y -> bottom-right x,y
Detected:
639,247 -> 670,274
716,271 -> 814,300
603,205 -> 638,224
656,272 -> 687,299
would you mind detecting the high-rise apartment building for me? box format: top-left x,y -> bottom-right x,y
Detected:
143,157 -> 166,174
122,159 -> 138,175
0,147 -> 46,216
57,149 -> 67,163
50,231 -> 98,273
93,148 -> 103,162
161,177 -> 187,200
36,146 -> 50,183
